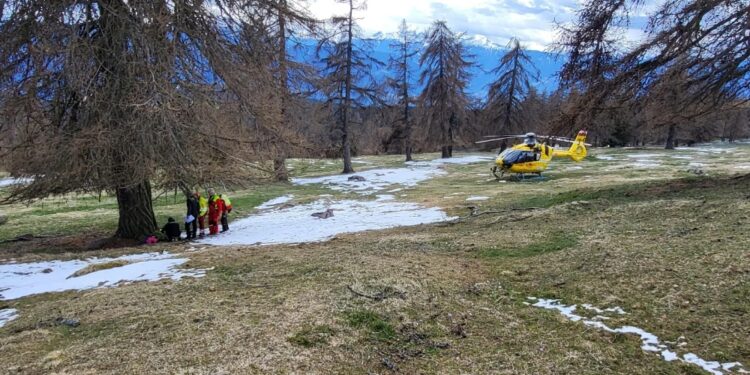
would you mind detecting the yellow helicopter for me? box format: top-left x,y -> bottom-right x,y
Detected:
476,130 -> 590,179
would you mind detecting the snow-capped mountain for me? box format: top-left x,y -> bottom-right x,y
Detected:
292,34 -> 563,97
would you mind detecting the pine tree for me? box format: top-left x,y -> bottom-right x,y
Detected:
417,21 -> 472,158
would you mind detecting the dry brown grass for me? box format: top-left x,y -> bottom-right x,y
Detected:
1,149 -> 749,374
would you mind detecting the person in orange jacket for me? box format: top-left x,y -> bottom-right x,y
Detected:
207,188 -> 224,235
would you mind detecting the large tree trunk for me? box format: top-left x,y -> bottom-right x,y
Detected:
665,123 -> 676,150
115,180 -> 158,240
273,157 -> 289,182
341,0 -> 355,174
342,130 -> 354,173
275,0 -> 290,182
441,146 -> 451,158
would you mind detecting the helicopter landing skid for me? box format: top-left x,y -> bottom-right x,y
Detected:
491,166 -> 505,180
511,173 -> 545,182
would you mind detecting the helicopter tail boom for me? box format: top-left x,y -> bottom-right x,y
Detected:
552,130 -> 588,162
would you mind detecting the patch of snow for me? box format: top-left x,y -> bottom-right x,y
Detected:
626,153 -> 661,159
596,155 -> 616,160
466,196 -> 489,201
0,308 -> 18,327
0,252 -> 206,300
199,198 -> 454,247
677,147 -> 737,154
256,195 -> 294,210
632,161 -> 661,169
689,162 -> 706,167
294,155 -> 492,195
0,178 -> 32,188
529,298 -> 745,374
387,188 -> 403,193
352,160 -> 372,164
672,155 -> 695,160
581,303 -> 626,315
294,167 -> 443,194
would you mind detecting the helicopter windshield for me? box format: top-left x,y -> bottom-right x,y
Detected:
499,149 -> 539,165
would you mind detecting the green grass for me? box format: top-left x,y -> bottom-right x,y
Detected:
344,309 -> 396,341
287,325 -> 335,348
0,182 -> 328,245
478,231 -> 579,258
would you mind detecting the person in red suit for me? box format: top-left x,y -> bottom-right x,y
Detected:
207,188 -> 225,235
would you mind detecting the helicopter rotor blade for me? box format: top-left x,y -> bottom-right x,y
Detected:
475,137 -> 519,144
538,135 -> 592,147
482,134 -> 526,139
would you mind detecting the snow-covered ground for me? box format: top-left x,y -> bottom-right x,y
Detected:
293,155 -> 492,195
201,155 -> 494,247
0,252 -> 206,301
200,196 -> 453,246
0,177 -> 32,188
256,195 -> 294,210
466,196 -> 489,201
528,297 -> 745,375
0,308 -> 18,327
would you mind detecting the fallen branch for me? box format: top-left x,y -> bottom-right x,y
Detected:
440,206 -> 543,226
468,206 -> 542,217
347,285 -> 405,301
488,213 -> 534,225
0,234 -> 53,244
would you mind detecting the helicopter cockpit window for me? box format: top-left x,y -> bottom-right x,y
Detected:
499,149 -> 539,165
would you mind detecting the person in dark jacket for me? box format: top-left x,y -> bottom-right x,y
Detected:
220,194 -> 232,233
161,217 -> 182,242
185,193 -> 200,239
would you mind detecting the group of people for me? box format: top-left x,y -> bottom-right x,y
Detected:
161,188 -> 233,241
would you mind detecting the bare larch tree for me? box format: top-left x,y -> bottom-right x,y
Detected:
317,0 -> 381,173
269,0 -> 318,181
485,37 -> 538,135
0,0 -> 299,239
557,0 -> 750,146
418,20 -> 472,158
386,19 -> 419,161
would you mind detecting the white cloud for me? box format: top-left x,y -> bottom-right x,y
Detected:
303,0 -> 654,51
303,0 -> 578,50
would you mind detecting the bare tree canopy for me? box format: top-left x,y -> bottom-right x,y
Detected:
485,37 -> 539,135
386,19 -> 419,161
0,0 -> 309,238
417,20 -> 472,158
265,0 -> 318,181
316,0 -> 382,174
557,0 -> 750,137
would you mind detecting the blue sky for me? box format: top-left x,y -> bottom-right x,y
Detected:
304,0 -> 655,51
